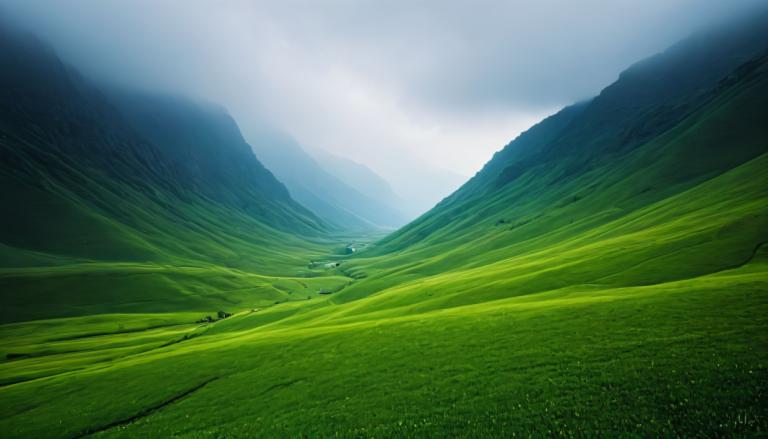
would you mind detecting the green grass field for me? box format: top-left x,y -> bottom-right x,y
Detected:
1,244 -> 765,437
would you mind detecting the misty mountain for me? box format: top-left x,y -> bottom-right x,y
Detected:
0,26 -> 325,272
107,91 -> 290,210
307,147 -> 412,218
381,159 -> 466,217
374,12 -> 768,259
249,131 -> 409,230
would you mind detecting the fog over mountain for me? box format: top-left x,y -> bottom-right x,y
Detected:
3,0 -> 764,214
3,1 -> 768,436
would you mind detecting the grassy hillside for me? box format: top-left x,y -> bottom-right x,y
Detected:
2,257 -> 765,437
336,52 -> 768,308
0,27 -> 339,324
1,15 -> 767,439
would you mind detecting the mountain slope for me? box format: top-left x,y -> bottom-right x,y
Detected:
108,91 -> 321,233
374,14 -> 768,255
308,147 -> 412,219
0,27 -> 336,322
329,17 -> 768,312
250,131 -> 408,230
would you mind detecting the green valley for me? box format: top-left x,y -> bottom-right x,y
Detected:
1,8 -> 768,439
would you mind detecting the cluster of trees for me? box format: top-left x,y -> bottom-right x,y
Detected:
196,311 -> 232,324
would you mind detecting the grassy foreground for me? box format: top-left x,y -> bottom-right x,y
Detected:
1,253 -> 766,437
2,148 -> 767,436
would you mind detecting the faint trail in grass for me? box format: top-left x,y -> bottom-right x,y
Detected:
259,378 -> 306,395
727,241 -> 767,269
49,322 -> 192,342
73,377 -> 219,438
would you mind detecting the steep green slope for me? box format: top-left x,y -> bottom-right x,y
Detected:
370,15 -> 768,262
109,91 -> 320,233
0,28 -> 337,322
330,50 -> 768,312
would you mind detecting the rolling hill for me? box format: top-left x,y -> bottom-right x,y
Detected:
1,13 -> 767,439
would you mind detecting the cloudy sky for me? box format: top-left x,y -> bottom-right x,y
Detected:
4,0 -> 764,191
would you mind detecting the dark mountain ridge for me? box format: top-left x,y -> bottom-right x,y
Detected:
0,25 -> 325,269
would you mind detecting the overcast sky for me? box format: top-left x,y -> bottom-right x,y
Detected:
4,0 -> 765,184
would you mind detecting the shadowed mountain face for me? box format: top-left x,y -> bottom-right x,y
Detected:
0,27 -> 325,272
108,91 -> 295,215
249,131 -> 409,230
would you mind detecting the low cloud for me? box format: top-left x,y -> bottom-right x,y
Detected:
4,0 -> 764,181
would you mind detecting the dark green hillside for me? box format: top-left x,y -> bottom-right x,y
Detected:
378,15 -> 768,254
109,92 -> 314,229
334,42 -> 768,317
0,28 -> 335,322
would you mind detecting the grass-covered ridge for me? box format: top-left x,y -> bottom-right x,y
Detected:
2,15 -> 768,439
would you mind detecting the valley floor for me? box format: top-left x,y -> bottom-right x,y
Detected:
1,238 -> 766,438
